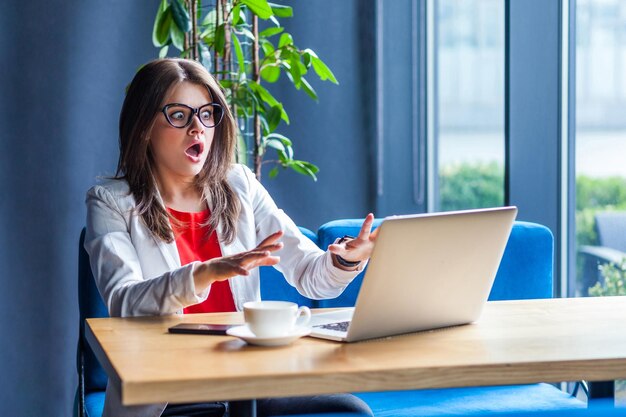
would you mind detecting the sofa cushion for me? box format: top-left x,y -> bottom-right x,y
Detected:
84,391 -> 105,417
355,384 -> 585,417
260,226 -> 317,307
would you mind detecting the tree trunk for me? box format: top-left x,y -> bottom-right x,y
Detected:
190,0 -> 198,60
213,0 -> 220,78
252,14 -> 262,181
221,0 -> 231,77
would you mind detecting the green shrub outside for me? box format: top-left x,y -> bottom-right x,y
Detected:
576,175 -> 626,246
439,162 -> 504,211
575,176 -> 626,295
589,259 -> 626,296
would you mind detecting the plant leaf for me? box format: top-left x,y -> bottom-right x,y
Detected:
170,0 -> 191,33
310,55 -> 338,84
269,3 -> 293,18
260,39 -> 275,56
159,45 -> 169,58
279,106 -> 289,124
260,64 -> 280,83
241,0 -> 274,19
236,131 -> 248,165
264,138 -> 286,152
269,166 -> 280,179
259,27 -> 284,38
276,140 -> 294,160
240,28 -> 255,41
215,23 -> 226,56
266,133 -> 292,146
289,54 -> 302,88
232,34 -> 246,75
303,48 -> 318,59
170,22 -> 185,51
232,3 -> 242,25
298,160 -> 320,174
152,0 -> 171,47
200,26 -> 214,42
266,105 -> 283,132
249,81 -> 280,107
257,113 -> 270,135
300,77 -> 318,101
289,160 -> 318,181
278,33 -> 293,48
277,149 -> 288,164
201,9 -> 221,27
237,5 -> 248,24
200,9 -> 222,43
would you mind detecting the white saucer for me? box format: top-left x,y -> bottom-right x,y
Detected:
226,325 -> 311,347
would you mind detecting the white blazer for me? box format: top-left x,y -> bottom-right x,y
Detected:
84,164 -> 361,417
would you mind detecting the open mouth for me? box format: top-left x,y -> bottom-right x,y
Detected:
185,142 -> 204,158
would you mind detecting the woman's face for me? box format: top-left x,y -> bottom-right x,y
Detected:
149,81 -> 215,185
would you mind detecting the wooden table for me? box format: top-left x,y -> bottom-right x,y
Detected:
86,296 -> 626,409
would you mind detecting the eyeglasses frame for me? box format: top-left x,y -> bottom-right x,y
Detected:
161,102 -> 224,129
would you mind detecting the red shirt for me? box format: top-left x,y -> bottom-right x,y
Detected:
167,207 -> 237,314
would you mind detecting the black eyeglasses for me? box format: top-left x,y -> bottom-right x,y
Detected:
161,103 -> 224,129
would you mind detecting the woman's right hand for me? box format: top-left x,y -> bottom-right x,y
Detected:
193,231 -> 283,290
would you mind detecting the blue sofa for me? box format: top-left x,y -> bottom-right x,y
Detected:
77,220 -> 584,417
262,220 -> 584,416
267,401 -> 623,417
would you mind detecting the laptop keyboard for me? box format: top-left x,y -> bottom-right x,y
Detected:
314,321 -> 350,332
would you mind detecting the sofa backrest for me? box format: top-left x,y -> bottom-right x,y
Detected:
305,219 -> 554,308
259,227 -> 318,307
78,229 -> 109,393
489,221 -> 553,300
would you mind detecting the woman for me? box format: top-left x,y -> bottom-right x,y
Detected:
85,58 -> 376,417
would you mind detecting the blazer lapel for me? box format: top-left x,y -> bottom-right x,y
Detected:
151,187 -> 182,270
155,236 -> 181,270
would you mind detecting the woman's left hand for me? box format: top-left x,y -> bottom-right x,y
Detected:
328,213 -> 378,269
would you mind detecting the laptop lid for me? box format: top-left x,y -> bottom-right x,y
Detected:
310,206 -> 517,342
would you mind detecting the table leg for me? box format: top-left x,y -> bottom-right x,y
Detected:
229,399 -> 257,417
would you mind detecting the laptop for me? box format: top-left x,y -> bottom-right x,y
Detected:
309,206 -> 518,342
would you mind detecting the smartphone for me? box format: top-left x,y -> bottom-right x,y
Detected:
168,323 -> 234,335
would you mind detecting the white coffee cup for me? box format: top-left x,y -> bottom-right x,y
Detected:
243,301 -> 311,338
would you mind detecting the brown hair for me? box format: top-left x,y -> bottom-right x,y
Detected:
117,58 -> 240,243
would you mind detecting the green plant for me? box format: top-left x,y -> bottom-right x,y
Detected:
439,162 -> 504,211
152,0 -> 338,181
576,175 -> 626,211
588,258 -> 626,296
575,175 -> 626,292
575,175 -> 626,246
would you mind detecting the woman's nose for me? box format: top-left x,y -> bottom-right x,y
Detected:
188,114 -> 205,134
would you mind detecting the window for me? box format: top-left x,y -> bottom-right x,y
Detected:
434,0 -> 505,211
574,0 -> 626,298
